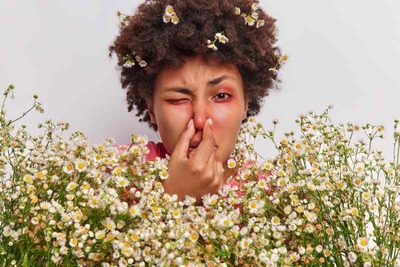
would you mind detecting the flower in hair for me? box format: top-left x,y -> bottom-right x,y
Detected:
116,11 -> 132,29
207,32 -> 229,51
163,5 -> 179,24
235,4 -> 265,28
122,55 -> 135,68
122,54 -> 147,68
234,7 -> 241,16
269,53 -> 288,73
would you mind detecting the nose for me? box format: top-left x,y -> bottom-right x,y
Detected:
192,100 -> 209,131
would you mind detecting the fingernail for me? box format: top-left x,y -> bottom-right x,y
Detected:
187,119 -> 193,128
208,118 -> 213,127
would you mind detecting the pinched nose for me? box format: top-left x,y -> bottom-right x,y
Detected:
192,102 -> 210,131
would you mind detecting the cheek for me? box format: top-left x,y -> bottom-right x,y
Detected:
210,103 -> 245,160
211,102 -> 245,132
155,104 -> 192,153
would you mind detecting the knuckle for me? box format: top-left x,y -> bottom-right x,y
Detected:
199,171 -> 214,184
204,169 -> 214,180
212,177 -> 221,189
190,163 -> 204,174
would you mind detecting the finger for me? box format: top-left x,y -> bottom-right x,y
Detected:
204,149 -> 216,186
209,157 -> 225,193
171,119 -> 195,159
215,160 -> 225,187
192,118 -> 216,163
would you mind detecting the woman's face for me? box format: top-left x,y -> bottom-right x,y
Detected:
147,56 -> 248,164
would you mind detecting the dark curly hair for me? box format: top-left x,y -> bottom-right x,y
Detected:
109,0 -> 282,130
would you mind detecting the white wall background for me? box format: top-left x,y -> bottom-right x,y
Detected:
1,1 -> 400,159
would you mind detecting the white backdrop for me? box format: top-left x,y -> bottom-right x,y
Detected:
1,1 -> 400,159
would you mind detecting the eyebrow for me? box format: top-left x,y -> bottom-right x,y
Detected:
163,75 -> 234,95
208,75 -> 231,86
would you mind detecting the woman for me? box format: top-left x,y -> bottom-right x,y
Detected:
109,0 -> 282,203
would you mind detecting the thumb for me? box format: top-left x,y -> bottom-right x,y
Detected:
202,118 -> 215,145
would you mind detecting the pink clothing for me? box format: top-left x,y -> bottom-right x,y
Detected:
145,141 -> 170,161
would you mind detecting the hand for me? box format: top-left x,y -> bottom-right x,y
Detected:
162,118 -> 225,204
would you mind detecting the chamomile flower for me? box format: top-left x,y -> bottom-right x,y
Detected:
355,162 -> 365,174
40,201 -> 51,210
271,216 -> 280,226
159,169 -> 169,180
362,191 -> 371,201
244,16 -> 256,26
66,181 -> 78,192
258,179 -> 268,190
138,60 -> 148,67
215,32 -> 229,44
69,238 -> 78,248
251,3 -> 259,11
129,205 -> 141,217
227,158 -> 236,169
74,159 -> 87,173
88,196 -> 100,208
207,32 -> 229,51
203,194 -> 219,206
357,237 -> 369,252
123,54 -> 147,69
304,210 -> 317,223
163,5 -> 179,24
123,60 -> 135,68
188,231 -> 199,242
239,238 -> 253,250
248,199 -> 264,214
234,7 -> 241,15
112,166 -> 125,176
31,217 -> 39,225
263,161 -> 273,171
276,177 -> 287,187
104,218 -> 116,231
115,176 -> 129,187
35,171 -> 46,180
256,19 -> 265,28
207,42 -> 218,51
23,174 -> 34,183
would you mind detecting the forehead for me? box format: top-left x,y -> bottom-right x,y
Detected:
154,56 -> 243,88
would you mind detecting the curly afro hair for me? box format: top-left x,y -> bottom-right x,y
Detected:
109,0 -> 282,130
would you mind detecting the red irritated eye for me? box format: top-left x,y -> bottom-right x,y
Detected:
214,93 -> 232,101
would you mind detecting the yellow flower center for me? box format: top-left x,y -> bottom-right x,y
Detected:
77,163 -> 85,169
360,238 -> 368,247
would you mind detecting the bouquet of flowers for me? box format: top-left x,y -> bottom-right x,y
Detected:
1,84 -> 400,266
